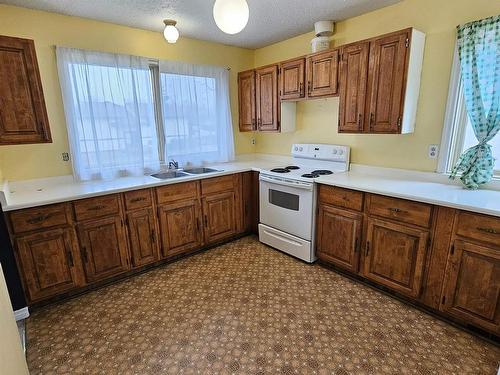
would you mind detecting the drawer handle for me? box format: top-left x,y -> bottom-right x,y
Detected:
88,205 -> 106,211
477,227 -> 499,235
26,213 -> 51,224
130,197 -> 147,203
389,207 -> 406,214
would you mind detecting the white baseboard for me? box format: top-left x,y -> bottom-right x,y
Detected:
14,307 -> 29,321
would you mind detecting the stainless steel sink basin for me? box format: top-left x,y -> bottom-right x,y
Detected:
183,167 -> 221,174
150,171 -> 189,179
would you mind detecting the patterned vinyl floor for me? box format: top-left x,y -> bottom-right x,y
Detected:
26,236 -> 500,374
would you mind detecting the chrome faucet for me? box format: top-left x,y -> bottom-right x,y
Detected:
168,159 -> 179,170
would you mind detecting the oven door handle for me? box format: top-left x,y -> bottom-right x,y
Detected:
259,175 -> 313,190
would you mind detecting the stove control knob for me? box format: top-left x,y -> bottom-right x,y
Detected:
333,149 -> 338,154
294,146 -> 298,151
299,147 -> 303,151
338,150 -> 344,155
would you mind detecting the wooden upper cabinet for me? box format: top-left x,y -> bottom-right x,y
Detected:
77,216 -> 130,283
366,31 -> 408,133
363,217 -> 429,298
202,191 -> 237,244
255,65 -> 279,131
0,35 -> 51,145
238,70 -> 256,132
15,228 -> 84,302
441,240 -> 500,334
280,58 -> 305,100
158,199 -> 202,258
306,49 -> 339,98
339,42 -> 369,133
316,204 -> 362,273
126,208 -> 159,268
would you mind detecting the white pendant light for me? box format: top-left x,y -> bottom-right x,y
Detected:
163,19 -> 179,43
213,0 -> 249,35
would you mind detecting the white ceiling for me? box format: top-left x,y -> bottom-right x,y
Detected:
1,0 -> 402,49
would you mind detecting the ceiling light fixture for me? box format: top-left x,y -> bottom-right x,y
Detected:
163,19 -> 179,43
213,0 -> 249,35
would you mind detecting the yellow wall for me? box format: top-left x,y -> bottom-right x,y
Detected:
0,4 -> 255,181
254,0 -> 500,171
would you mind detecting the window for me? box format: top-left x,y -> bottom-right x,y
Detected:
57,48 -> 234,181
439,46 -> 500,177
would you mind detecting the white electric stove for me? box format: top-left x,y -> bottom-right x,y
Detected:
258,143 -> 350,263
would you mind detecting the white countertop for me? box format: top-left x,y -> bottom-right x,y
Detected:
1,155 -> 500,218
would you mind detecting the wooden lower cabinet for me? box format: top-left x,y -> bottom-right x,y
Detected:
362,217 -> 429,298
77,216 -> 130,283
126,208 -> 159,267
241,171 -> 259,234
316,205 -> 362,272
158,199 -> 202,258
441,240 -> 500,334
202,191 -> 237,244
15,228 -> 84,302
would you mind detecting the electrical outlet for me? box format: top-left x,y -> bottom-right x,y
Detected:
62,152 -> 70,162
428,145 -> 439,159
251,138 -> 256,145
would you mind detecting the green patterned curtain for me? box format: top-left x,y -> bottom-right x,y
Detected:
450,15 -> 500,189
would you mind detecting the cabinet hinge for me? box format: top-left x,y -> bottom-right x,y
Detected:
397,116 -> 402,130
354,238 -> 359,253
450,243 -> 455,255
441,295 -> 446,305
426,237 -> 431,250
405,38 -> 409,48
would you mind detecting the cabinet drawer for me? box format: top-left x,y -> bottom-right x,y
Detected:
73,195 -> 121,221
367,194 -> 432,228
156,181 -> 199,204
124,189 -> 153,211
9,204 -> 71,234
455,211 -> 500,247
318,185 -> 363,211
201,175 -> 237,196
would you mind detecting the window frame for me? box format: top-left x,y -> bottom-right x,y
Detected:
438,43 -> 500,179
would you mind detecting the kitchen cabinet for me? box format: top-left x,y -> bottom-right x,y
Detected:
280,58 -> 305,100
363,217 -> 429,298
238,70 -> 256,132
255,65 -> 280,131
306,49 -> 339,98
77,216 -> 130,283
241,171 -> 259,234
159,199 -> 202,258
0,35 -> 52,145
126,208 -> 159,267
316,204 -> 362,272
339,42 -> 369,133
15,228 -> 84,302
440,240 -> 500,334
202,191 -> 237,244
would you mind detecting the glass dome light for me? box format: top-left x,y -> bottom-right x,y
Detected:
163,19 -> 179,43
213,0 -> 249,35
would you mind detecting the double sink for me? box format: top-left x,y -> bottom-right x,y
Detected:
151,167 -> 221,180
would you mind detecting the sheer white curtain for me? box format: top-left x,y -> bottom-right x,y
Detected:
158,60 -> 235,167
56,47 -> 160,181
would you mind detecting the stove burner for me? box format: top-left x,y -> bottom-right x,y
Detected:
285,166 -> 300,170
301,173 -> 319,178
271,168 -> 291,173
311,169 -> 333,175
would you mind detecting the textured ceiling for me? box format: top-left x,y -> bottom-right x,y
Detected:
0,0 -> 402,49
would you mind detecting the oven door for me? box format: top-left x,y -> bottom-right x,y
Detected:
259,174 -> 314,240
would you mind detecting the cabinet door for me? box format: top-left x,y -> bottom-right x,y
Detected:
15,228 -> 84,302
316,205 -> 362,272
339,42 -> 369,132
126,208 -> 159,268
159,199 -> 202,258
363,218 -> 428,298
366,31 -> 408,133
441,240 -> 500,334
255,65 -> 279,131
77,216 -> 130,282
280,58 -> 305,100
306,49 -> 339,98
0,35 -> 51,144
238,70 -> 256,132
202,191 -> 237,244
